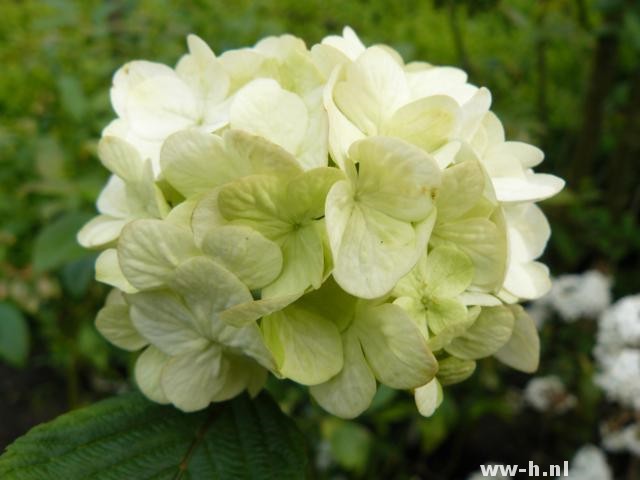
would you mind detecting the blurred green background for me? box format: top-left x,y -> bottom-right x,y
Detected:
1,0 -> 639,478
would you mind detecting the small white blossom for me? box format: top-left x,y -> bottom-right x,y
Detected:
547,270 -> 612,322
523,375 -> 576,414
602,423 -> 640,457
565,445 -> 612,480
595,348 -> 640,411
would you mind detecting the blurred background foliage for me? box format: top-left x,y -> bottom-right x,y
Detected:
1,0 -> 639,478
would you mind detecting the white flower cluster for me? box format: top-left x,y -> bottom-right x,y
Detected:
594,295 -> 640,410
523,375 -> 576,414
594,295 -> 640,457
527,269 -> 611,326
79,28 -> 563,416
564,445 -> 612,480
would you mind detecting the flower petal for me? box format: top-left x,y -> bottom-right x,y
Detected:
310,328 -> 377,419
230,78 -> 308,156
161,345 -> 225,412
445,306 -> 515,360
262,304 -> 343,385
129,290 -> 208,356
95,302 -> 147,351
355,303 -> 437,389
134,345 -> 170,404
201,225 -> 283,290
494,305 -> 540,373
118,219 -> 199,289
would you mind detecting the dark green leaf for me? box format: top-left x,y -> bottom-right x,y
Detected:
0,302 -> 30,367
32,212 -> 94,273
0,391 -> 308,479
60,254 -> 97,297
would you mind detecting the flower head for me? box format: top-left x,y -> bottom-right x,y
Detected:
80,27 -> 563,417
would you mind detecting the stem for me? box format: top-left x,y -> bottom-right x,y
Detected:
569,4 -> 624,184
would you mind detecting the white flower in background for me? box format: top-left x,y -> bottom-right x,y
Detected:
594,294 -> 640,411
602,423 -> 640,457
565,445 -> 612,480
596,294 -> 640,360
548,270 -> 612,322
595,348 -> 640,411
79,27 -> 562,415
527,269 -> 612,325
523,375 -> 576,414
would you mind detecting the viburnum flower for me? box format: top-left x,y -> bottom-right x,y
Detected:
80,27 -> 564,418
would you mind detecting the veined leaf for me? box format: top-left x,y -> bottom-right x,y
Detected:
0,391 -> 307,479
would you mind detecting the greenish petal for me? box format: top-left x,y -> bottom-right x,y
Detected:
436,156 -> 485,222
223,129 -> 303,177
161,345 -> 225,412
160,130 -> 243,197
431,217 -> 507,291
298,277 -> 358,332
414,378 -> 443,417
494,305 -> 540,373
424,246 -> 474,298
191,188 -> 228,246
230,78 -> 308,157
445,306 -> 515,360
350,136 -> 441,222
95,302 -> 147,352
286,167 -> 344,221
385,95 -> 461,152
118,219 -> 200,290
355,303 -> 437,389
262,224 -> 324,298
262,304 -> 343,385
98,136 -> 144,182
170,257 -> 253,335
95,248 -> 137,294
201,225 -> 283,290
328,180 -> 435,298
217,175 -> 290,240
425,297 -> 468,336
393,296 -> 428,338
129,290 -> 208,356
436,356 -> 476,385
428,306 -> 479,352
219,293 -> 302,327
310,328 -> 377,419
134,346 -> 170,404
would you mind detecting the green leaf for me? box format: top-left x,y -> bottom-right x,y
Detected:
0,391 -> 308,479
33,212 -> 95,273
324,419 -> 372,475
0,302 -> 30,367
60,254 -> 97,298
